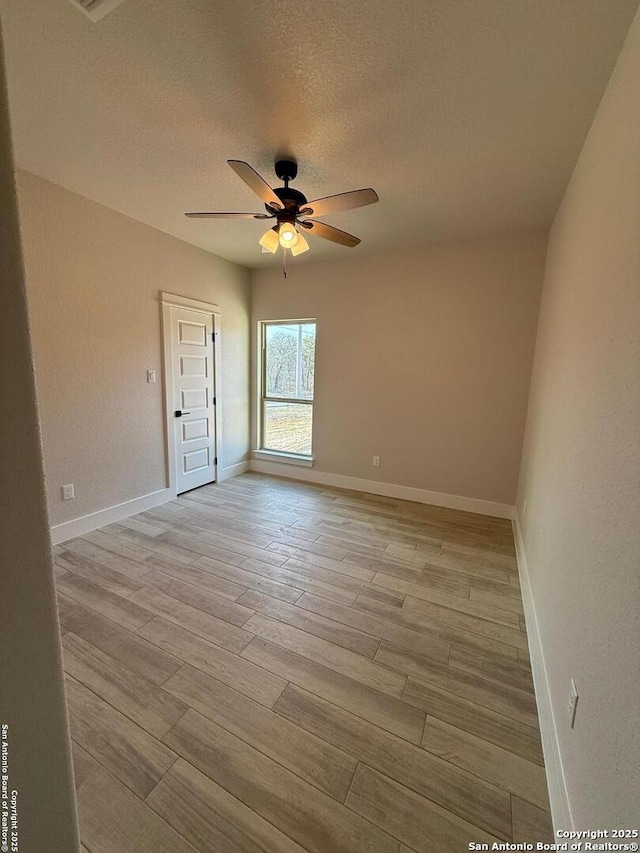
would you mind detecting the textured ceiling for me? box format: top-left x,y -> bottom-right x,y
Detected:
1,0 -> 638,268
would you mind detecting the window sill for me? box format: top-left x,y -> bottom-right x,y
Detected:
253,450 -> 314,468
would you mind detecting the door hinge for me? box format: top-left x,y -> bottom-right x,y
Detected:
213,396 -> 216,405
214,456 -> 218,465
212,331 -> 216,342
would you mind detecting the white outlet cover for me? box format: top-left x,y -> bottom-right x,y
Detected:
62,484 -> 75,500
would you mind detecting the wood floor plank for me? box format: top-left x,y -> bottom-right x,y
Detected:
414,679 -> 544,765
163,663 -> 357,800
72,740 -> 101,791
142,554 -> 249,600
375,575 -> 519,627
66,676 -> 177,798
81,528 -> 159,562
421,553 -> 511,584
345,764 -> 499,852
268,542 -> 375,580
469,586 -> 525,614
422,716 -> 550,809
137,617 -> 287,707
355,588 -> 406,608
243,636 -> 425,744
282,556 -> 403,601
56,590 -> 81,622
54,550 -> 144,597
145,506 -> 284,549
442,542 -> 517,570
400,596 -> 529,650
59,601 -> 183,686
114,515 -> 166,537
194,555 -> 306,603
144,570 -> 255,627
238,589 -> 381,658
354,594 -> 524,657
268,538 -> 353,564
62,632 -> 187,738
511,796 -> 554,842
243,556 -> 369,605
110,526 -> 200,565
244,556 -> 366,603
449,643 -> 535,693
389,644 -> 539,726
77,768 -> 197,853
347,550 -> 472,593
467,575 -> 524,599
317,532 -> 388,556
64,536 -> 153,581
274,685 -> 512,839
384,542 -> 433,565
361,556 -> 475,597
297,592 -> 450,662
160,528 -> 284,566
167,527 -> 285,566
163,709 -> 400,853
55,572 -> 154,631
244,612 -> 406,698
127,585 -> 254,653
146,759 -> 294,853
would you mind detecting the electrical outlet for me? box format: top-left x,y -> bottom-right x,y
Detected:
147,369 -> 156,383
62,484 -> 75,501
372,456 -> 381,467
568,679 -> 579,728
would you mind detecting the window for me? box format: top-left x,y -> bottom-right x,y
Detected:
260,320 -> 316,457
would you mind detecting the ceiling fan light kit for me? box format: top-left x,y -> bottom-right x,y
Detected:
185,158 -> 378,275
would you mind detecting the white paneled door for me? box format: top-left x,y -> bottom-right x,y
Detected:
169,306 -> 217,494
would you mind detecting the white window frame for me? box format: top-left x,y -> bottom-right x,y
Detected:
254,319 -> 316,466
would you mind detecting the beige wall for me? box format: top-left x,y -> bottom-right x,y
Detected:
516,7 -> 640,827
0,27 -> 79,852
252,232 -> 547,505
16,171 -> 251,526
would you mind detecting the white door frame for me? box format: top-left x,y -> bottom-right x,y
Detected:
160,292 -> 221,499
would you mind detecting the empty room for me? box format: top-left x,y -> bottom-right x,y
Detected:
1,0 -> 638,851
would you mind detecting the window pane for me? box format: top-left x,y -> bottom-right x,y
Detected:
263,402 -> 313,455
265,323 -> 315,400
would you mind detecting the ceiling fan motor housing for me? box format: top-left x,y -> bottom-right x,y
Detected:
269,185 -> 307,219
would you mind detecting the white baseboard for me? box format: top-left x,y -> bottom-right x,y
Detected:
50,488 -> 171,545
512,511 -> 573,831
249,461 -> 514,519
218,461 -> 250,482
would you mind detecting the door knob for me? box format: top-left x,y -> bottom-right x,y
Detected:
174,410 -> 192,417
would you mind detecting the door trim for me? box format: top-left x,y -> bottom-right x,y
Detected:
160,292 -> 221,499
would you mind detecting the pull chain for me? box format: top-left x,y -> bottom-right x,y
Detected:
282,248 -> 287,279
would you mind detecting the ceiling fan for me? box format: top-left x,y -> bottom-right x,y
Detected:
185,159 -> 378,258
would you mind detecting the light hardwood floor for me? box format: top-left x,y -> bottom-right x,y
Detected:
54,473 -> 554,852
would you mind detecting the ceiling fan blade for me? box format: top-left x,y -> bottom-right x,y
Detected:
302,219 -> 361,248
300,188 -> 378,218
185,212 -> 271,219
228,160 -> 282,209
